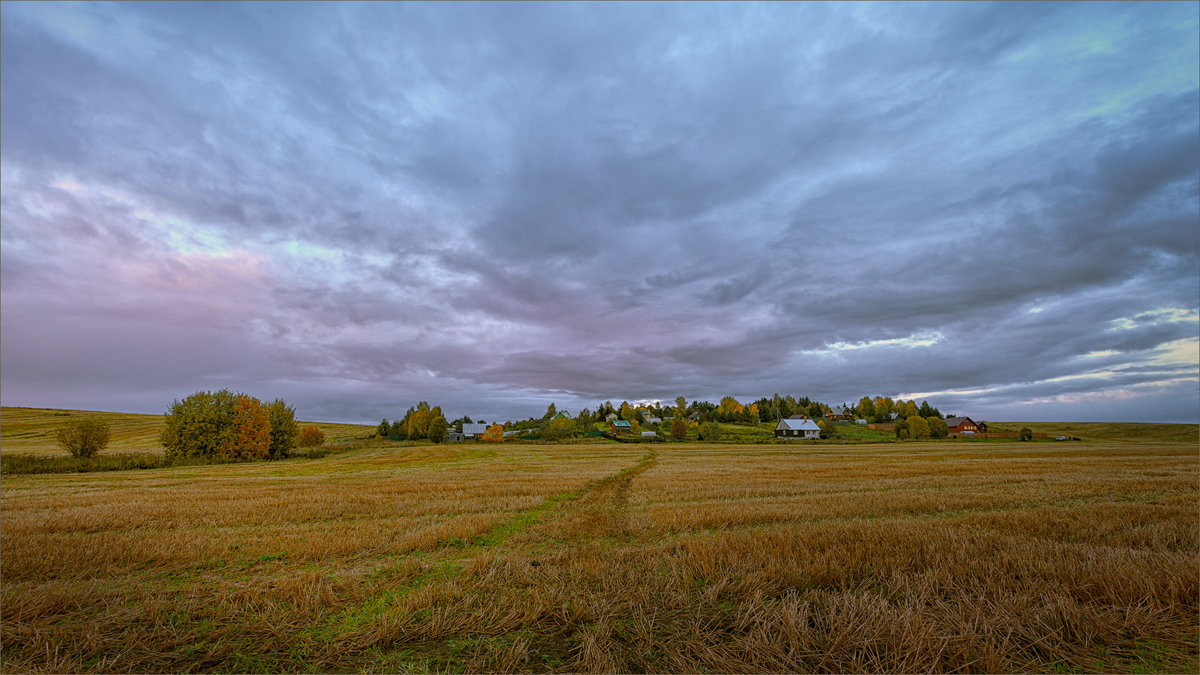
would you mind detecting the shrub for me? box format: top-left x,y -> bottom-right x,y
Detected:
55,418 -> 111,458
698,421 -> 722,441
1020,427 -> 1034,441
819,419 -> 839,439
297,425 -> 326,448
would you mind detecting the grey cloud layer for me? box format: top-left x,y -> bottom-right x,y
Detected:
2,2 -> 1197,423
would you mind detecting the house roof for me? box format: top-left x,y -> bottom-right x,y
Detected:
776,418 -> 820,431
944,417 -> 974,427
462,423 -> 490,434
612,420 -> 631,428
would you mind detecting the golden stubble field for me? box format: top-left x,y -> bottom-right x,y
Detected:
1,432 -> 1197,673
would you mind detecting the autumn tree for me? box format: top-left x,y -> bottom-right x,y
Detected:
162,390 -> 239,459
265,398 -> 298,458
1020,427 -> 1033,441
716,396 -> 743,422
376,419 -> 390,437
56,418 -> 110,458
872,396 -> 896,423
220,394 -> 271,459
675,396 -> 687,419
927,417 -> 948,439
481,424 -> 505,442
618,401 -> 635,421
297,425 -> 326,447
856,397 -> 876,420
906,415 -> 930,440
544,403 -> 557,420
740,404 -> 760,426
897,400 -> 920,419
670,417 -> 688,440
428,417 -> 448,443
918,400 -> 942,418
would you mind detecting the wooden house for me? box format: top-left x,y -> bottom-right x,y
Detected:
775,417 -> 820,439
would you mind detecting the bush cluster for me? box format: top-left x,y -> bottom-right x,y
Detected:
161,390 -> 298,460
55,418 -> 111,458
297,425 -> 326,448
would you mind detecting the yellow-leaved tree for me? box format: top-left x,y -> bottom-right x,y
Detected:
481,424 -> 505,442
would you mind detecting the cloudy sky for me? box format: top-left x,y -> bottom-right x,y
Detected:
2,2 -> 1197,424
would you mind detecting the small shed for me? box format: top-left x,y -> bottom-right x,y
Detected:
640,431 -> 657,438
855,418 -> 868,425
444,430 -> 466,442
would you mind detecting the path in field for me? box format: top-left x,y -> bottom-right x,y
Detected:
314,445 -> 662,673
520,446 -> 657,543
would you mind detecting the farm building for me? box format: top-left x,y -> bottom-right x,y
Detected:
461,423 -> 489,437
775,417 -> 820,439
644,416 -> 662,425
611,420 -> 632,434
855,418 -> 868,425
444,430 -> 466,442
640,431 -> 656,438
945,417 -> 982,435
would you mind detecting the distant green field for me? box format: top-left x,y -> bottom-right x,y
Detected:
0,407 -> 375,455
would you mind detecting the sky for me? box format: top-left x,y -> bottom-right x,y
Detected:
2,2 -> 1198,425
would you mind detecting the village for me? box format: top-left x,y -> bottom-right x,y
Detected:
379,395 -> 1009,444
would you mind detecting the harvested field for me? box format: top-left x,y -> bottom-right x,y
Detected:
1,427 -> 1196,673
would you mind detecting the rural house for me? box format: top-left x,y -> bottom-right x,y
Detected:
611,420 -> 632,434
944,417 -> 981,435
828,405 -> 852,421
775,417 -> 820,439
461,422 -> 490,437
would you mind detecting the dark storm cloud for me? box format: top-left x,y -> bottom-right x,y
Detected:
2,2 -> 1197,423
